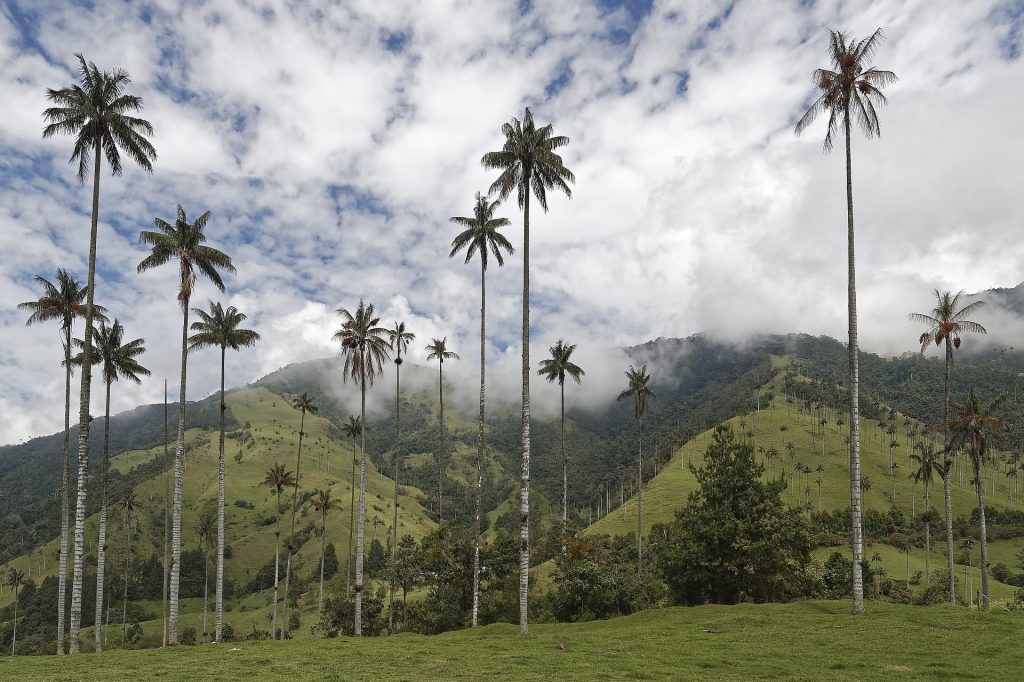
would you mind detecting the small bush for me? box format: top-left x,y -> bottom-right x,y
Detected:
234,500 -> 255,510
221,622 -> 237,642
289,611 -> 301,631
180,626 -> 197,646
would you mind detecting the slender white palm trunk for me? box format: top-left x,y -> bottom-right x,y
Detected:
518,184 -> 532,635
122,518 -> 131,646
354,361 -> 368,635
57,325 -> 72,655
94,381 -> 112,653
472,262 -> 486,627
271,498 -> 282,639
389,356 -> 402,633
283,408 -> 306,638
215,347 -> 226,642
168,297 -> 191,644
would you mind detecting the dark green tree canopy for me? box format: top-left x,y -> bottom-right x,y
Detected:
334,300 -> 390,386
449,192 -> 514,270
188,300 -> 261,353
538,339 -> 585,386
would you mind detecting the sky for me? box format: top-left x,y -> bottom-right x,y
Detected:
1,0 -> 1023,446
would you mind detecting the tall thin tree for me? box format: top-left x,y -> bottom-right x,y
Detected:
72,319 -> 149,653
482,108 -> 573,633
425,337 -> 460,524
617,365 -> 656,576
138,205 -> 234,644
386,322 -> 414,633
194,510 -> 215,640
282,392 -> 317,638
18,270 -> 104,655
187,300 -> 259,642
120,490 -> 137,646
311,488 -> 341,623
450,191 -> 514,627
795,28 -> 896,615
261,463 -> 295,639
341,416 -> 364,599
44,54 -> 156,653
910,444 -> 940,585
6,567 -> 25,655
538,340 -> 585,555
909,290 -> 986,602
333,301 -> 390,635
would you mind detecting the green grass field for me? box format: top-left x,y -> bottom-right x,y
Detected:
3,601 -> 1021,680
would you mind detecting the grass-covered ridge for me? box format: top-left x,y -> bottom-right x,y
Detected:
2,601 -> 1020,681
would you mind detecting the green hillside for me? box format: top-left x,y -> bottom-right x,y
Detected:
3,601 -> 1021,681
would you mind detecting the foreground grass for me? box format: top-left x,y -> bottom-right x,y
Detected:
4,601 -> 1020,681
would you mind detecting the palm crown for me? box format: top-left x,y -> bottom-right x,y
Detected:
794,29 -> 897,151
342,415 -> 364,440
42,54 -> 157,182
947,389 -> 1009,465
188,301 -> 261,353
618,365 -> 656,419
482,107 -> 574,209
334,300 -> 391,386
449,193 -> 515,269
426,337 -> 460,364
538,340 -> 585,386
311,488 -> 341,516
74,319 -> 150,386
18,269 -> 107,338
908,290 -> 986,361
262,463 -> 295,496
291,392 -> 318,416
388,321 -> 415,365
137,206 -> 236,307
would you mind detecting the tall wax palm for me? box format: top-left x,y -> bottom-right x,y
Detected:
311,488 -> 341,622
340,416 -> 364,598
482,106 -> 573,635
261,463 -> 295,639
44,55 -> 156,653
17,270 -> 105,654
450,191 -> 514,627
617,365 -> 656,576
120,490 -> 137,645
538,340 -> 585,555
73,319 -> 149,653
386,322 -> 414,633
138,205 -> 234,644
194,510 -> 216,639
947,389 -> 1008,610
333,301 -> 391,635
910,444 -> 940,584
795,28 -> 896,615
282,392 -> 317,638
7,567 -> 25,655
425,337 -> 460,524
909,290 -> 986,602
188,301 -> 259,642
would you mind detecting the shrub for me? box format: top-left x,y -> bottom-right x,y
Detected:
221,622 -> 237,642
180,626 -> 197,645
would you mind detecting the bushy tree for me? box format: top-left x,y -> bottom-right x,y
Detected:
654,425 -> 814,604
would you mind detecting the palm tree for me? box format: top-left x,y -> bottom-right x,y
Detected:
450,191 -> 513,627
538,340 -> 585,555
261,463 -> 295,639
385,321 -> 414,633
340,416 -> 364,599
425,337 -> 460,524
281,392 -> 316,638
311,488 -> 341,623
795,28 -> 896,615
43,56 -> 156,653
17,270 -> 105,654
333,301 -> 391,635
6,567 -> 25,655
910,443 -> 940,585
187,301 -> 259,641
909,290 -> 986,602
138,205 -> 234,644
947,389 -> 1009,610
194,510 -> 216,640
120,490 -> 137,646
72,319 -> 148,653
617,365 -> 656,576
482,106 -> 573,635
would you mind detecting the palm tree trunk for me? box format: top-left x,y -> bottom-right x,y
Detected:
843,112 -> 865,615
122,517 -> 130,645
974,450 -> 990,610
318,511 -> 326,623
168,297 -> 191,645
215,347 -> 226,642
389,354 -> 402,634
347,440 -> 356,598
637,416 -> 643,576
472,261 -> 486,627
57,325 -> 72,655
271,498 -> 282,639
69,140 -> 103,654
942,339 -> 956,603
438,358 -> 444,525
924,484 -> 931,585
162,380 -> 169,648
94,380 -> 112,653
560,380 -> 567,556
354,359 -> 368,635
518,179 -> 532,636
202,553 -> 209,638
11,586 -> 18,655
283,408 -> 306,638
